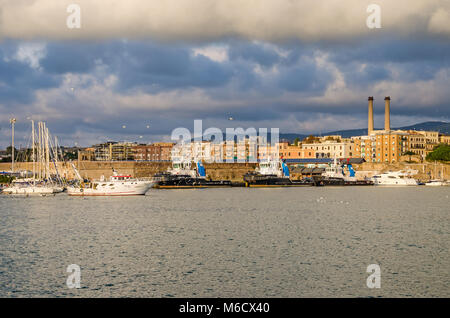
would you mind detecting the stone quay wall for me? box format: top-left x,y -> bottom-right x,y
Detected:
1,161 -> 449,182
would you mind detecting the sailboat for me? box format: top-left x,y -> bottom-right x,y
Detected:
425,162 -> 448,186
2,120 -> 65,195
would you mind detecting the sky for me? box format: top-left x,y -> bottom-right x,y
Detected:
0,0 -> 449,147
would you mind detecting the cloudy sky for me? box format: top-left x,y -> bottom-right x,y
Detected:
0,0 -> 449,147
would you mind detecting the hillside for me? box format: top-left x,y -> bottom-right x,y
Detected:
280,121 -> 450,143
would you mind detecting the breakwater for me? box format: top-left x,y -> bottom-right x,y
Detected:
1,161 -> 449,182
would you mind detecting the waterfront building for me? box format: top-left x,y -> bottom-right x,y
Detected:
439,134 -> 450,145
302,140 -> 356,159
133,142 -> 174,161
93,141 -> 137,161
278,142 -> 315,159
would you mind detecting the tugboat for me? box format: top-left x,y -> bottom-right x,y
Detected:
152,154 -> 232,189
243,157 -> 316,187
316,158 -> 373,186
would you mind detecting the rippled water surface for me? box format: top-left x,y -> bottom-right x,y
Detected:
0,187 -> 449,297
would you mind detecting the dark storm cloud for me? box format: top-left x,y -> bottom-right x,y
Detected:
278,61 -> 331,93
228,42 -> 281,67
114,42 -> 234,92
0,42 -> 60,103
0,36 -> 449,148
328,37 -> 450,65
40,42 -> 100,74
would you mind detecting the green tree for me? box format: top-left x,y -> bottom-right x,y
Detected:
0,175 -> 15,184
293,137 -> 300,146
426,144 -> 450,162
303,135 -> 319,144
403,151 -> 416,162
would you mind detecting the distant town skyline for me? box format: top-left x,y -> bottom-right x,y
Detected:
1,1 -> 450,147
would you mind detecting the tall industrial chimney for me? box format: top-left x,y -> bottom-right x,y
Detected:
368,97 -> 374,135
384,96 -> 390,131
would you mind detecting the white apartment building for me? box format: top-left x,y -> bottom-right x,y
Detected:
302,140 -> 355,159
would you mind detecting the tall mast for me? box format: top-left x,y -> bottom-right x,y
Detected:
45,124 -> 50,180
31,120 -> 35,184
37,122 -> 41,180
9,118 -> 16,173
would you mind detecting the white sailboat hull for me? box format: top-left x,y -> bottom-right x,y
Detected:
2,186 -> 62,195
425,181 -> 447,186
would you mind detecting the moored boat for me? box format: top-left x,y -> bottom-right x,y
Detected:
315,158 -> 373,186
372,171 -> 418,186
153,155 -> 232,189
67,170 -> 153,196
424,180 -> 448,186
243,157 -> 316,187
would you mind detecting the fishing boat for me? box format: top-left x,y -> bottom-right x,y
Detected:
315,158 -> 373,186
152,154 -> 232,189
243,157 -> 315,187
372,171 -> 418,186
67,166 -> 153,196
2,120 -> 65,196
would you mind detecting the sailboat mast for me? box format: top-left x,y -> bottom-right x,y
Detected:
37,122 -> 41,180
45,124 -> 50,180
31,120 -> 35,184
10,118 -> 16,173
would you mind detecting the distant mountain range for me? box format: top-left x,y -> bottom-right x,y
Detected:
280,121 -> 450,143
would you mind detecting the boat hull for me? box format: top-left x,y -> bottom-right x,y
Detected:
424,181 -> 447,186
67,181 -> 153,196
243,173 -> 316,187
153,177 -> 232,189
316,178 -> 374,186
2,186 -> 62,195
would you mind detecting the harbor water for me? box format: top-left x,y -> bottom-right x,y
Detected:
0,187 -> 449,297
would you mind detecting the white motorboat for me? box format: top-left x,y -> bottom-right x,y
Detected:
372,171 -> 418,186
67,170 -> 153,196
424,180 -> 448,186
424,162 -> 447,186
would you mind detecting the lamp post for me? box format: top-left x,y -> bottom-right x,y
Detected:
10,118 -> 16,173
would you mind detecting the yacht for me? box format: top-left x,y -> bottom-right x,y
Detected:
372,171 -> 418,186
67,169 -> 153,196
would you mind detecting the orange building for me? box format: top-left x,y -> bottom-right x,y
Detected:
278,142 -> 315,159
